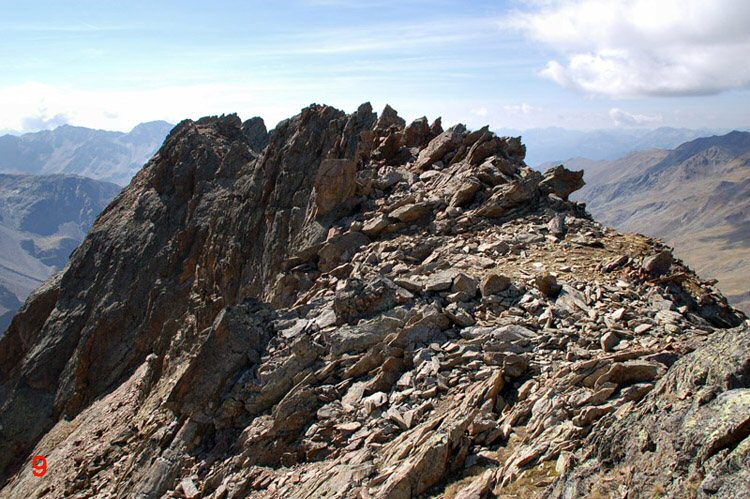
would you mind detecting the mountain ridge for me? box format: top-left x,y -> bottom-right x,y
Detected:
0,104 -> 747,498
0,121 -> 173,185
572,130 -> 750,313
514,126 -> 738,167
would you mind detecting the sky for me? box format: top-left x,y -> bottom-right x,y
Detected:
2,0 -> 750,134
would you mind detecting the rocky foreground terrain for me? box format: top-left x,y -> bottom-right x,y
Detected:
0,104 -> 747,498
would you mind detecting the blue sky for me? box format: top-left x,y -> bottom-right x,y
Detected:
2,0 -> 750,133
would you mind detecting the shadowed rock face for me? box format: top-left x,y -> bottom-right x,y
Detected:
0,106 -> 372,473
0,104 -> 746,498
0,173 -> 122,336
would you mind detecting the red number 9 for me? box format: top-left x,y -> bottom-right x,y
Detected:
32,455 -> 47,477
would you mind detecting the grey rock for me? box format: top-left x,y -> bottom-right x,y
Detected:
452,273 -> 478,296
241,116 -> 270,151
415,124 -> 466,169
374,104 -> 406,131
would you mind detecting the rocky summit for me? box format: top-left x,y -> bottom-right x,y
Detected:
0,104 -> 747,498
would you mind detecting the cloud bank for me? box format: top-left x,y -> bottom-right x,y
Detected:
609,108 -> 662,127
511,0 -> 750,97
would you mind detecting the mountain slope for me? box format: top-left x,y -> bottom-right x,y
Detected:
575,131 -> 750,313
511,126 -> 726,167
0,121 -> 173,185
0,174 -> 121,334
0,105 -> 746,498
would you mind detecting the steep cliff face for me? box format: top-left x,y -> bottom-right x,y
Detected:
0,104 -> 746,498
0,173 -> 121,335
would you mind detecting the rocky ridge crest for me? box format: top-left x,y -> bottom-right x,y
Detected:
0,103 -> 747,498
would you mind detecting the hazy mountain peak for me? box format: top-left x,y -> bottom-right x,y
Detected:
575,130 -> 750,313
0,121 -> 173,185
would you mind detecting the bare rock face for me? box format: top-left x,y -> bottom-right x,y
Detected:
550,325 -> 750,498
241,116 -> 270,152
311,159 -> 357,217
0,103 -> 745,499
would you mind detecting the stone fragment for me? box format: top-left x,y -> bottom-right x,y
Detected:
600,331 -> 620,352
394,277 -> 424,293
335,421 -> 362,433
535,273 -> 562,297
642,250 -> 673,276
402,117 -> 430,148
450,178 -> 482,208
179,478 -> 200,499
480,273 -> 511,296
634,323 -> 653,334
390,202 -> 431,223
362,214 -> 390,236
363,392 -> 388,414
610,307 -> 626,321
415,124 -> 466,169
445,303 -> 476,327
477,177 -> 539,218
503,353 -> 528,378
452,273 -> 478,296
374,104 -> 406,130
547,214 -> 566,239
318,231 -> 370,272
539,165 -> 585,200
602,254 -> 628,272
424,270 -> 457,292
242,116 -> 269,151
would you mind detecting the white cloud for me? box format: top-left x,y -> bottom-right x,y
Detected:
0,82 -> 308,132
502,103 -> 540,115
609,107 -> 662,127
471,107 -> 489,117
509,0 -> 750,97
21,112 -> 70,132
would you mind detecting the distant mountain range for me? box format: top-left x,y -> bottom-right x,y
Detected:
509,126 -> 742,167
569,131 -> 750,313
0,121 -> 173,185
1,122 -> 747,324
0,174 -> 121,334
2,122 -> 739,184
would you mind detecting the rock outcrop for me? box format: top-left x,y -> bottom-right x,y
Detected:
0,103 -> 746,498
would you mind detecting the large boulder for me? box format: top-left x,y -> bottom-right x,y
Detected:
539,165 -> 585,200
402,117 -> 431,148
477,176 -> 540,218
415,125 -> 466,169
